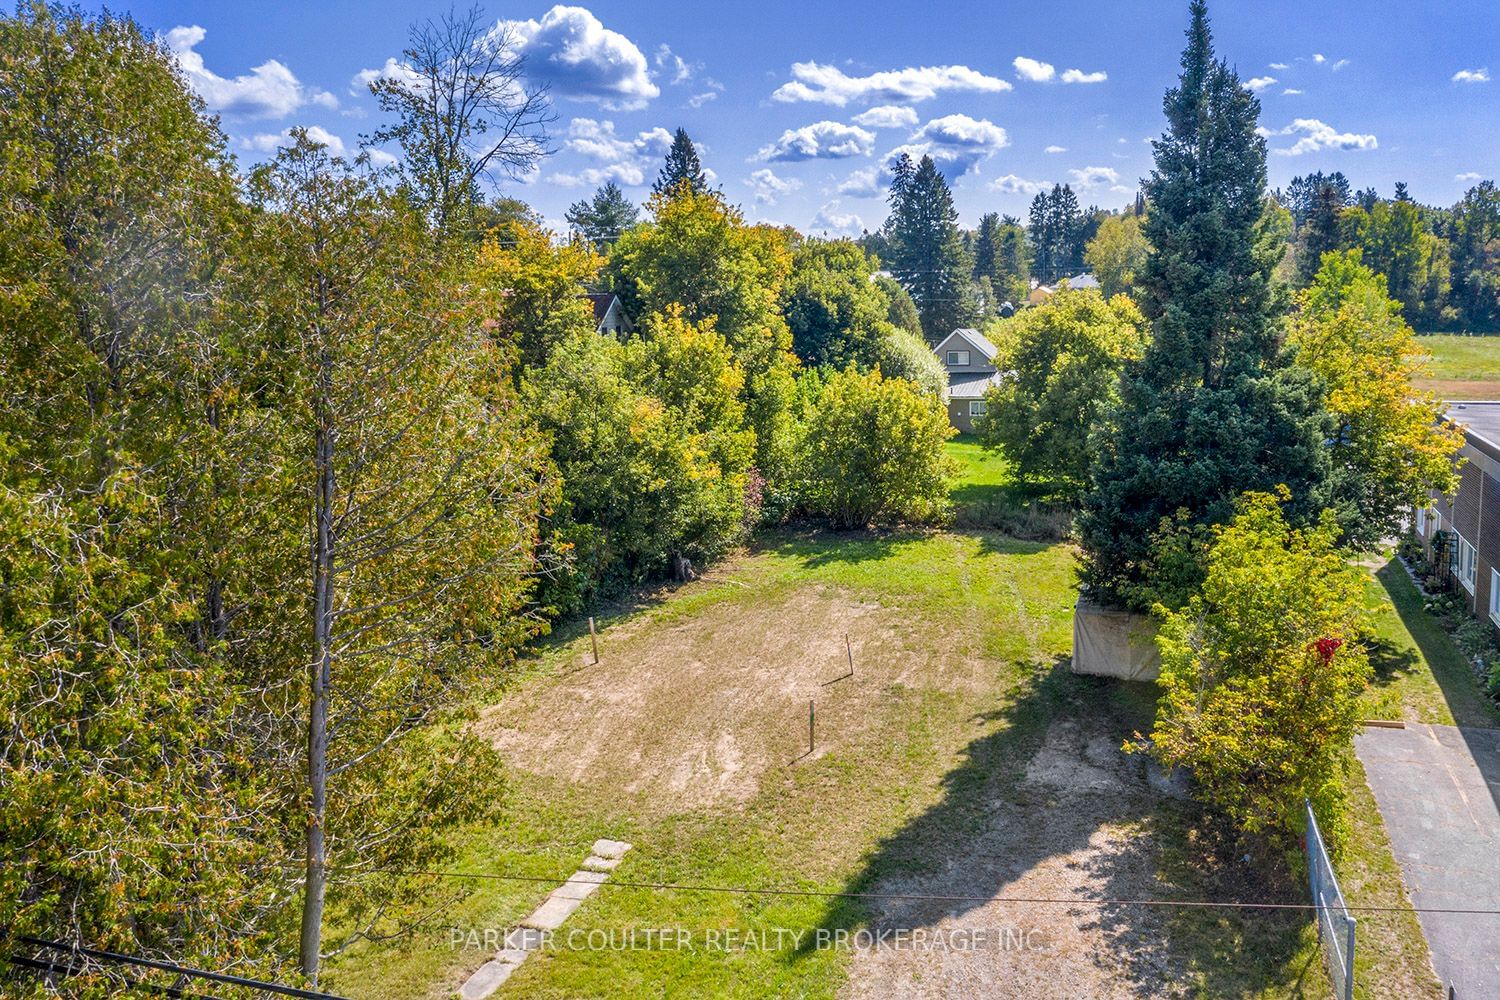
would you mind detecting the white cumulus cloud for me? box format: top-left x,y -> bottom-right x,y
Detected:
1454,68 -> 1491,84
852,105 -> 920,129
166,25 -> 335,118
244,125 -> 347,157
809,201 -> 865,237
1269,119 -> 1378,156
1247,76 -> 1277,91
552,117 -> 672,186
771,61 -> 1011,105
1061,68 -> 1107,85
1045,144 -> 1067,154
745,168 -> 800,205
990,174 -> 1048,196
757,121 -> 875,161
492,5 -> 658,110
1456,172 -> 1485,183
888,114 -> 1009,177
836,166 -> 883,198
1013,56 -> 1055,83
1069,165 -> 1119,189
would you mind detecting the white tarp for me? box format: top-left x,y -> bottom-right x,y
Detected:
1071,593 -> 1160,681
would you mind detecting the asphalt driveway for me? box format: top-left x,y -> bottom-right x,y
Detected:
1355,723 -> 1500,998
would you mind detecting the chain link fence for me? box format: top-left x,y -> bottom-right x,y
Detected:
1305,799 -> 1356,1000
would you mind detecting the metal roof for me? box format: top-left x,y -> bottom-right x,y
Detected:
1448,401 -> 1500,453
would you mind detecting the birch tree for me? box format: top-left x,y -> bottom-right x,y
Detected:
243,135 -> 553,982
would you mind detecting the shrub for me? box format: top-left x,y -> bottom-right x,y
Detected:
872,325 -> 948,399
1143,489 -> 1372,853
794,368 -> 955,529
977,288 -> 1146,497
526,309 -> 756,608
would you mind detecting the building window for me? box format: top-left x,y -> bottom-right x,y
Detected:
1456,533 -> 1478,594
969,400 -> 987,417
1416,507 -> 1427,535
1491,568 -> 1500,626
946,350 -> 971,366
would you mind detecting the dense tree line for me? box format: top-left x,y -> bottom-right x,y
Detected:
0,4 -> 953,991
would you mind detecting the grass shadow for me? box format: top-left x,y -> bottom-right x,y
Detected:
790,658 -> 1325,996
1374,560 -> 1500,729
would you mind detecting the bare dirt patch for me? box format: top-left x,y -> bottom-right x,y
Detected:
477,582 -> 954,813
841,715 -> 1189,1000
1414,378 -> 1500,401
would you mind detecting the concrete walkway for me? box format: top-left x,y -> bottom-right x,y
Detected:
458,839 -> 631,999
1355,723 -> 1500,998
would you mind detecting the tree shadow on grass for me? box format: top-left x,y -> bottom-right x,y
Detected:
1374,559 -> 1500,729
757,526 -> 943,569
790,658 -> 1322,997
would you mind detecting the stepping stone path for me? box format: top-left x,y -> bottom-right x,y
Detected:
457,839 -> 632,999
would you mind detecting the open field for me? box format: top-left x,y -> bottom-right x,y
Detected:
319,465 -> 1455,999
1415,334 -> 1500,400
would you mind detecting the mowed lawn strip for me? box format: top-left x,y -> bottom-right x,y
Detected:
1415,334 -> 1500,400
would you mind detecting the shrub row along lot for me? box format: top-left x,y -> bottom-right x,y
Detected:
323,440 -> 1459,998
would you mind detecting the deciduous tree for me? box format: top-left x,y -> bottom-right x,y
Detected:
367,4 -> 554,236
978,289 -> 1147,496
1288,251 -> 1462,546
1143,491 -> 1371,851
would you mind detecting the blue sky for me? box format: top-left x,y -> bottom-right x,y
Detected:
101,0 -> 1500,234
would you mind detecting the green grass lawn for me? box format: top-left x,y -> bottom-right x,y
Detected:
1415,334 -> 1500,400
944,433 -> 1013,507
317,460 -> 1453,999
1360,556 -> 1500,728
1417,334 -> 1500,382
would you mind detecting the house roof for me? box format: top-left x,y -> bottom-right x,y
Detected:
1448,401 -> 1500,455
1061,273 -> 1100,290
947,371 -> 1006,399
584,292 -> 618,326
934,327 -> 998,361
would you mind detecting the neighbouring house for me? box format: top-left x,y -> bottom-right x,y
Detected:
934,327 -> 1004,433
1060,272 -> 1100,291
1026,282 -> 1055,306
585,292 -> 634,336
1411,401 -> 1500,636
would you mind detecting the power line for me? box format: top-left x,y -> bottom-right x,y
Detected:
185,857 -> 1500,918
10,937 -> 349,1000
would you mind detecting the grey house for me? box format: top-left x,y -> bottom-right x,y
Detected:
1412,401 -> 1500,637
934,328 -> 1004,433
585,292 -> 634,336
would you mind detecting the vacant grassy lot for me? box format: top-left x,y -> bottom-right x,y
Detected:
320,466 -> 1447,998
1415,334 -> 1500,400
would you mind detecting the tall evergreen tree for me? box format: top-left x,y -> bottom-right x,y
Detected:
973,212 -> 1000,287
884,155 -> 976,340
1077,0 -> 1330,609
652,127 -> 709,197
1297,180 -> 1346,284
565,180 -> 639,252
995,215 -> 1032,304
1027,184 -> 1085,283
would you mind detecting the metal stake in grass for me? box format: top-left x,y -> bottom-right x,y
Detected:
809,699 -> 815,755
845,633 -> 854,678
588,616 -> 599,665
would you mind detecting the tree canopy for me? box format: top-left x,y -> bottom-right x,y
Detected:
1078,0 -> 1331,609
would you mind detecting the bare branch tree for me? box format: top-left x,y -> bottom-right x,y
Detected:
366,4 -> 555,236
